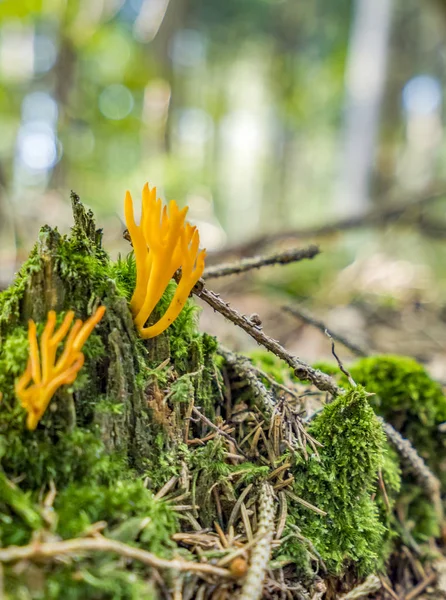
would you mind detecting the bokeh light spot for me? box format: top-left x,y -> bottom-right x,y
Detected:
99,84 -> 134,120
402,75 -> 442,116
18,123 -> 58,170
34,34 -> 57,74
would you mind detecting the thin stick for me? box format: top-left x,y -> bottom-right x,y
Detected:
238,483 -> 276,600
275,492 -> 287,541
194,285 -> 339,395
283,304 -> 369,358
191,407 -> 246,458
326,331 -> 356,387
227,484 -> 253,529
0,536 -> 231,578
379,418 -> 443,522
208,187 -> 446,259
404,572 -> 436,600
204,246 -> 320,279
284,490 -> 327,517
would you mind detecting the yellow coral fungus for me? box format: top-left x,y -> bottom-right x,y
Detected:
15,306 -> 106,430
125,183 -> 206,339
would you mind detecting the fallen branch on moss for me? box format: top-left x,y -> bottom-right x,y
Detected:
219,348 -> 321,459
379,418 -> 443,521
204,245 -> 320,279
0,535 -> 232,579
238,483 -> 276,600
193,282 -> 339,395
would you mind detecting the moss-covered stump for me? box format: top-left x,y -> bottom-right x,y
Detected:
0,196 -> 443,599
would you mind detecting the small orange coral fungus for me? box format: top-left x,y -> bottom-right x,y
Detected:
125,183 -> 206,339
15,306 -> 106,430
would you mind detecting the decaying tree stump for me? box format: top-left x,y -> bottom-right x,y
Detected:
0,193 -> 445,600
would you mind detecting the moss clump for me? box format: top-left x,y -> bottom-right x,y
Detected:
282,386 -> 393,576
344,356 -> 446,483
4,479 -> 178,600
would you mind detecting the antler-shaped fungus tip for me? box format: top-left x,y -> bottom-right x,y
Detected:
124,183 -> 206,339
15,306 -> 106,430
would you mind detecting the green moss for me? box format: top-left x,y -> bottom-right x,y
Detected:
56,480 -> 178,555
108,253 -> 137,302
0,245 -> 41,333
344,356 -> 446,483
285,386 -> 390,576
3,478 -> 168,600
0,427 -> 123,491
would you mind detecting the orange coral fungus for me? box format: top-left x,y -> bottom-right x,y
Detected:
124,183 -> 206,339
15,306 -> 106,430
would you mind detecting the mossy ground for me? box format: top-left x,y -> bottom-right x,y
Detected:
0,197 -> 443,598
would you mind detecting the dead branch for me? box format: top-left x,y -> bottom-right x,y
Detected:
238,483 -> 276,600
207,187 -> 446,259
379,419 -> 443,522
283,304 -> 369,358
0,535 -> 232,579
203,245 -> 320,279
191,406 -> 246,457
194,284 -> 339,395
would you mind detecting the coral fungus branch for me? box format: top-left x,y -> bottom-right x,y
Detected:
15,306 -> 105,430
124,184 -> 206,339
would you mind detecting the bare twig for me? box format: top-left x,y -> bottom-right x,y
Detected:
404,572 -> 436,600
0,536 -> 232,579
379,419 -> 443,522
238,483 -> 276,600
337,574 -> 381,599
326,331 -> 356,387
204,246 -> 320,279
284,490 -> 327,517
208,187 -> 446,259
194,285 -> 339,395
191,406 -> 246,457
283,304 -> 369,358
227,484 -> 253,529
249,364 -> 303,403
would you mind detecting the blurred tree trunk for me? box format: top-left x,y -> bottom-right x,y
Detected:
335,0 -> 393,216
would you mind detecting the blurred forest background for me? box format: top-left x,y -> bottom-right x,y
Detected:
2,0 -> 446,374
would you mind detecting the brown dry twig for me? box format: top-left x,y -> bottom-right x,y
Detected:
238,483 -> 276,600
209,187 -> 446,259
379,418 -> 443,522
190,406 -> 247,457
0,535 -> 232,579
193,283 -> 339,395
283,304 -> 369,358
203,245 -> 320,279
